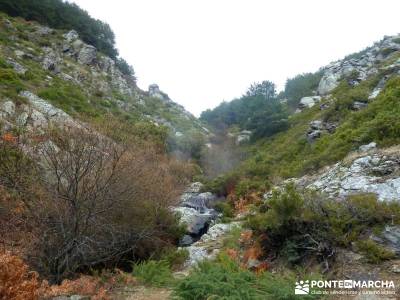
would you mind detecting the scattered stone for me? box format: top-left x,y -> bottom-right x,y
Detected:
352,101 -> 368,110
310,120 -> 324,130
299,96 -> 321,109
236,130 -> 252,144
36,25 -> 53,36
6,58 -> 27,74
307,130 -> 322,143
306,120 -> 336,142
180,235 -> 194,246
63,30 -> 79,42
319,103 -> 330,110
3,19 -> 14,30
0,101 -> 15,116
42,47 -> 61,73
16,112 -> 29,126
359,142 -> 377,152
391,264 -> 400,273
377,226 -> 400,254
14,50 -> 25,59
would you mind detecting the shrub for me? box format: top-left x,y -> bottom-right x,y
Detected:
284,72 -> 323,110
355,240 -> 395,264
132,260 -> 174,287
160,248 -> 189,270
0,251 -> 40,300
0,126 -> 191,282
214,201 -> 234,222
38,82 -> 96,116
173,254 -> 318,300
246,186 -> 400,269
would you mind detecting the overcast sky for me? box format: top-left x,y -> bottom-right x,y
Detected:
71,0 -> 399,116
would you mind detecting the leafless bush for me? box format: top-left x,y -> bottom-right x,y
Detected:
0,126 -> 193,282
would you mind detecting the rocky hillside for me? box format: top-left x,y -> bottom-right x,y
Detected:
0,13 -> 208,145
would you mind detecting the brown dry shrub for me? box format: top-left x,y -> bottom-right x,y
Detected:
0,123 -> 194,283
0,251 -> 40,300
40,275 -> 109,299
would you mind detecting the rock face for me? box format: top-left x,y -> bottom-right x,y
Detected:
0,20 -> 208,142
305,147 -> 400,201
0,92 -> 81,133
372,226 -> 400,254
317,35 -> 400,96
148,84 -> 168,100
19,91 -> 79,128
369,76 -> 389,100
77,44 -> 97,65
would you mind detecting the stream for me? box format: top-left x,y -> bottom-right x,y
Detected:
174,183 -> 241,267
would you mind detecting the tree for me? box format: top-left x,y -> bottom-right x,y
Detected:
245,81 -> 276,100
284,72 -> 322,110
0,0 -> 119,58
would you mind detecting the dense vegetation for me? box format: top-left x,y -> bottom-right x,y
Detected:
0,125 -> 193,282
174,254 -> 316,300
283,71 -> 323,110
0,0 -> 118,58
203,69 -> 400,198
247,185 -> 398,267
200,81 -> 289,139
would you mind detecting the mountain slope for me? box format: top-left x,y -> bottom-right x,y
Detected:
201,34 -> 400,189
0,13 -> 208,150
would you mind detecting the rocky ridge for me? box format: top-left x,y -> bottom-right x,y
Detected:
0,16 -> 208,139
297,34 -> 400,115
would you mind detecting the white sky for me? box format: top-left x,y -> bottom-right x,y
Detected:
71,0 -> 400,116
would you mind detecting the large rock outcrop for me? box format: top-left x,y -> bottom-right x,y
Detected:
317,35 -> 400,96
304,144 -> 400,201
174,182 -> 220,240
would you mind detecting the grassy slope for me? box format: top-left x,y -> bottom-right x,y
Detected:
240,70 -> 400,184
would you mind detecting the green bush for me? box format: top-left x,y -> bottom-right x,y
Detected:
0,68 -> 25,94
173,254 -> 319,300
132,260 -> 174,287
161,248 -> 189,270
38,81 -> 98,117
202,173 -> 239,196
246,186 -> 400,266
284,72 -> 323,110
214,201 -> 234,221
355,240 -> 395,263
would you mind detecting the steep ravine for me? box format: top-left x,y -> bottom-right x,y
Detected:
174,182 -> 241,269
